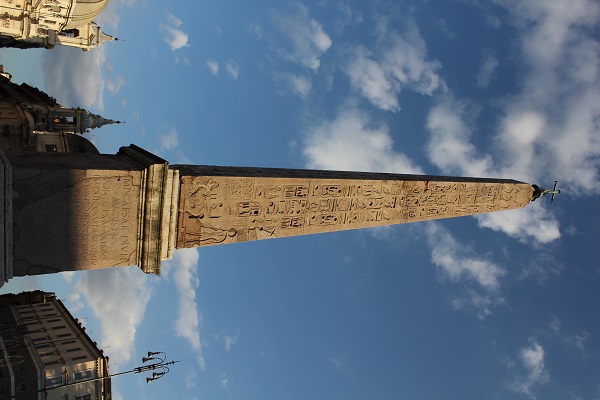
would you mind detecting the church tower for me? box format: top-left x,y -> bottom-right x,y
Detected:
0,67 -> 119,153
0,0 -> 116,51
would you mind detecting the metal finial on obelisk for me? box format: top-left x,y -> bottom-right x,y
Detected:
532,181 -> 561,203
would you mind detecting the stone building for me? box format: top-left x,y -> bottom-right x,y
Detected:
0,291 -> 111,399
0,65 -> 118,153
0,0 -> 115,51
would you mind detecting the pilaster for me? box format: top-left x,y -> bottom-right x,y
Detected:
0,150 -> 13,287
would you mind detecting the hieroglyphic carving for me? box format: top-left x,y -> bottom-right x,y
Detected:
176,172 -> 534,249
70,175 -> 141,268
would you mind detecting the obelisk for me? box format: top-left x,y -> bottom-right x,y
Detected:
174,165 -> 535,248
0,144 -> 540,284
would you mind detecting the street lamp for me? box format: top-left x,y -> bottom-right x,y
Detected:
42,350 -> 180,395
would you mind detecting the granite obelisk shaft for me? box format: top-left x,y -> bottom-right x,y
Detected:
174,165 -> 534,248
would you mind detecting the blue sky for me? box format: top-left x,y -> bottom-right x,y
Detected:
2,0 -> 600,399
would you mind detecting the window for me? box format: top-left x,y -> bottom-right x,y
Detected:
47,319 -> 61,323
44,360 -> 62,367
56,333 -> 71,338
66,347 -> 81,353
51,325 -> 66,330
74,370 -> 91,381
63,29 -> 80,38
75,393 -> 91,400
45,376 -> 62,387
45,144 -> 59,152
35,343 -> 51,349
60,340 -> 76,345
43,313 -> 58,318
71,356 -> 87,361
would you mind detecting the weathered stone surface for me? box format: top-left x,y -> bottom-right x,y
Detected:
174,166 -> 534,248
10,153 -> 143,275
7,147 -> 179,276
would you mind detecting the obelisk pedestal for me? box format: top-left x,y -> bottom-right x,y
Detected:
6,145 -> 179,277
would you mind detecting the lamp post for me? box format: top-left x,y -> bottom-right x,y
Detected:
42,351 -> 180,396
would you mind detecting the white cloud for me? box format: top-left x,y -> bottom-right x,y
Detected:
77,267 -> 154,367
510,340 -> 549,398
279,74 -> 312,98
160,13 -> 190,51
449,290 -> 497,319
564,332 -> 589,355
158,126 -> 179,151
550,316 -> 589,356
106,75 -> 125,94
331,2 -> 363,34
428,223 -> 506,292
61,271 -> 76,284
328,356 -> 351,373
94,0 -> 124,31
225,60 -> 240,80
435,18 -> 457,39
166,12 -> 183,27
162,248 -> 205,370
206,60 -> 219,76
426,0 -> 600,199
329,356 -> 343,372
422,223 -> 508,318
476,49 -> 498,88
424,0 -> 600,244
44,47 -> 107,111
303,106 -> 422,174
270,2 -> 332,70
185,369 -> 197,390
224,330 -> 240,353
65,291 -> 84,314
476,202 -> 560,245
495,0 -> 600,194
345,47 -> 398,111
220,372 -> 229,389
425,98 -> 560,245
41,0 -> 132,112
345,18 -> 444,112
426,99 -> 493,177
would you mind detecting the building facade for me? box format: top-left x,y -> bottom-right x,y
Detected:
0,291 -> 111,400
0,0 -> 115,51
0,66 -> 117,154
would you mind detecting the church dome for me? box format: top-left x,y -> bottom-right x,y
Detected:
64,0 -> 111,29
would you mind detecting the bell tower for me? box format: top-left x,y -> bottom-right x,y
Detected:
26,105 -> 121,134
